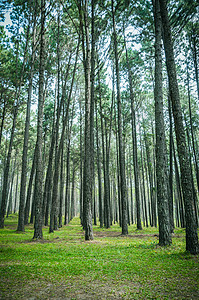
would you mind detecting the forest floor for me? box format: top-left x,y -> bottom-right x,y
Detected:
0,215 -> 198,299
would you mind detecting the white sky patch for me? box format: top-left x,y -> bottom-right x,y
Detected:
0,11 -> 12,36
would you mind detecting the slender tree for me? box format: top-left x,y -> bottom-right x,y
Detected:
78,0 -> 93,240
33,0 -> 46,239
153,0 -> 171,246
111,0 -> 128,235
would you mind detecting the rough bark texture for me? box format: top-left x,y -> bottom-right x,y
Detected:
112,0 -> 128,235
159,0 -> 199,254
33,0 -> 46,239
79,0 -> 93,240
153,0 -> 171,246
168,94 -> 174,232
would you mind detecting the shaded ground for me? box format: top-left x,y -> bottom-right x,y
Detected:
1,276 -> 198,300
0,217 -> 198,300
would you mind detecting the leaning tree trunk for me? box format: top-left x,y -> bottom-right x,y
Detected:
159,0 -> 199,254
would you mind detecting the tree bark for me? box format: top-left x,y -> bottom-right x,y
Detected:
79,0 -> 94,240
159,0 -> 199,254
153,0 -> 171,245
111,0 -> 128,235
33,0 -> 46,239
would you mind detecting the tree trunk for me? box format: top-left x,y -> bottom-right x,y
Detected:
159,0 -> 199,254
14,165 -> 19,213
24,147 -> 36,225
153,0 -> 171,246
79,99 -> 83,226
80,0 -> 94,240
7,154 -> 17,217
95,96 -> 103,228
168,93 -> 175,231
33,0 -> 46,239
70,160 -> 75,221
0,97 -> 6,148
111,0 -> 128,235
58,146 -> 64,227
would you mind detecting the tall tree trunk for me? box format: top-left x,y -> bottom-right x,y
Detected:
159,0 -> 199,254
80,0 -> 93,240
153,0 -> 171,246
90,0 -> 96,222
33,0 -> 46,239
79,99 -> 83,226
111,0 -> 128,235
168,93 -> 174,231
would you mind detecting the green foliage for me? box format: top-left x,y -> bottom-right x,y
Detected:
0,215 -> 198,299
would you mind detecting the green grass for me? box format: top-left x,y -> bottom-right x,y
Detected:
0,214 -> 198,299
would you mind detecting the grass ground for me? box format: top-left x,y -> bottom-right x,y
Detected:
0,214 -> 198,299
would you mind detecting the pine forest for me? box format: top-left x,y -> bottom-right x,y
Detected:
0,0 -> 199,299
